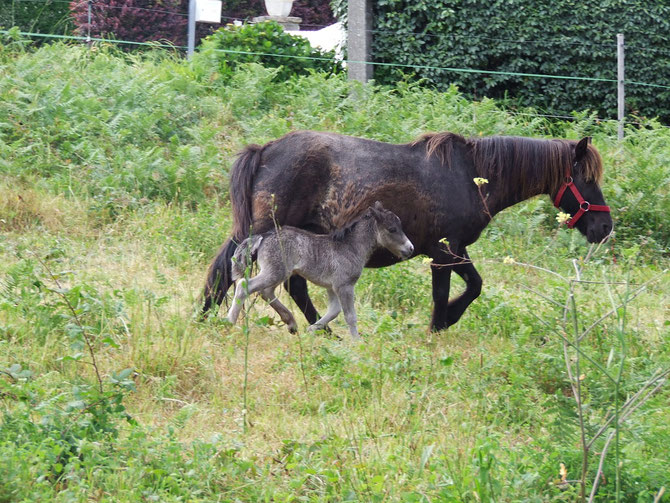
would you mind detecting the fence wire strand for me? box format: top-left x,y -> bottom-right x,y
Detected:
2,27 -> 669,127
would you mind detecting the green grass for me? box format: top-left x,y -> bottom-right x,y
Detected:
1,40 -> 668,502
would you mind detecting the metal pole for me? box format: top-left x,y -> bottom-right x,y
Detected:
87,0 -> 92,46
347,0 -> 372,83
617,33 -> 625,140
187,0 -> 196,58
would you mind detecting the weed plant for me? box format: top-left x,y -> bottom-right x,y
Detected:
0,39 -> 668,502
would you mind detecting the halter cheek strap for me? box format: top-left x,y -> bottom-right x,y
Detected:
553,165 -> 610,229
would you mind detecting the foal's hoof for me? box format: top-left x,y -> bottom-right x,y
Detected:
308,324 -> 332,334
287,323 -> 298,334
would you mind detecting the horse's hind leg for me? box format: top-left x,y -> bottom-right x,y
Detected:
309,288 -> 341,333
284,275 -> 321,325
260,288 -> 298,333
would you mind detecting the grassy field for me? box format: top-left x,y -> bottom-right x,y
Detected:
1,40 -> 669,502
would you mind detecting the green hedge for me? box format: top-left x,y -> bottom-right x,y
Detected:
331,0 -> 670,122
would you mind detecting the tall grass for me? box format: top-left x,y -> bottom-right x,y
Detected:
1,40 -> 668,502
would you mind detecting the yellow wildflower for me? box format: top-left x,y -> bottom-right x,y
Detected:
556,211 -> 571,224
503,256 -> 515,265
473,177 -> 489,187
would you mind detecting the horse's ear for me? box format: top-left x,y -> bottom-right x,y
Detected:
373,201 -> 384,211
575,137 -> 590,161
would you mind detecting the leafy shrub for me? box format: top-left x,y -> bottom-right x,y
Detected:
330,0 -> 670,123
599,123 -> 670,252
195,21 -> 342,82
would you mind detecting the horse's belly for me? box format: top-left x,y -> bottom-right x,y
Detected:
365,249 -> 404,268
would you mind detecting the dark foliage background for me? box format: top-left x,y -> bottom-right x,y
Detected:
69,0 -> 334,48
70,0 -> 206,47
224,0 -> 334,28
0,0 -> 73,35
331,0 -> 670,122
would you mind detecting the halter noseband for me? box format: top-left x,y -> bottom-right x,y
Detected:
553,164 -> 610,229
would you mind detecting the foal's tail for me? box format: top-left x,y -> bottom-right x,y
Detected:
202,144 -> 265,316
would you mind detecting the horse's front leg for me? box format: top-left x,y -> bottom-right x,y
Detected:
430,250 -> 454,332
284,275 -> 321,325
446,250 -> 482,327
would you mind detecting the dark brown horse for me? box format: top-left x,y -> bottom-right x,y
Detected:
203,131 -> 613,331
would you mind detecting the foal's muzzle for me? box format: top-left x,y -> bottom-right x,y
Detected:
401,241 -> 414,259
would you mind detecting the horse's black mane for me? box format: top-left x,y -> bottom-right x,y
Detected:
413,132 -> 604,203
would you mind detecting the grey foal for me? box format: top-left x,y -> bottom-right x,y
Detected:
227,202 -> 414,340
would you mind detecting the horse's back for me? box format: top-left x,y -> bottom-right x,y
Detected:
251,131 -> 434,234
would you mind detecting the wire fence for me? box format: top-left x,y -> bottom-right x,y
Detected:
4,28 -> 668,92
2,6 -> 669,129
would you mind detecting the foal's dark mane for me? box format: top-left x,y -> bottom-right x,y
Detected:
330,208 -> 372,242
413,133 -> 604,202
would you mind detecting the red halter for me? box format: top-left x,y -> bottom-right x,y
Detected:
553,165 -> 610,229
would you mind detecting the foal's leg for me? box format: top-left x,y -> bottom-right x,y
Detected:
284,275 -> 321,325
445,250 -> 482,327
308,288 -> 341,332
227,280 -> 250,325
334,284 -> 360,341
259,287 -> 298,333
227,271 -> 284,325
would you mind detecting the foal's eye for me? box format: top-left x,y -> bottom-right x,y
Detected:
389,227 -> 398,233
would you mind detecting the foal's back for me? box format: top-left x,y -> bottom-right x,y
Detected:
255,226 -> 361,288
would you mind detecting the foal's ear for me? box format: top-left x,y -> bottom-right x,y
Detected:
372,201 -> 385,211
575,137 -> 591,161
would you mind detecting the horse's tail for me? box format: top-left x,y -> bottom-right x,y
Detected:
230,144 -> 265,241
202,144 -> 265,316
230,235 -> 264,282
202,238 -> 237,315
